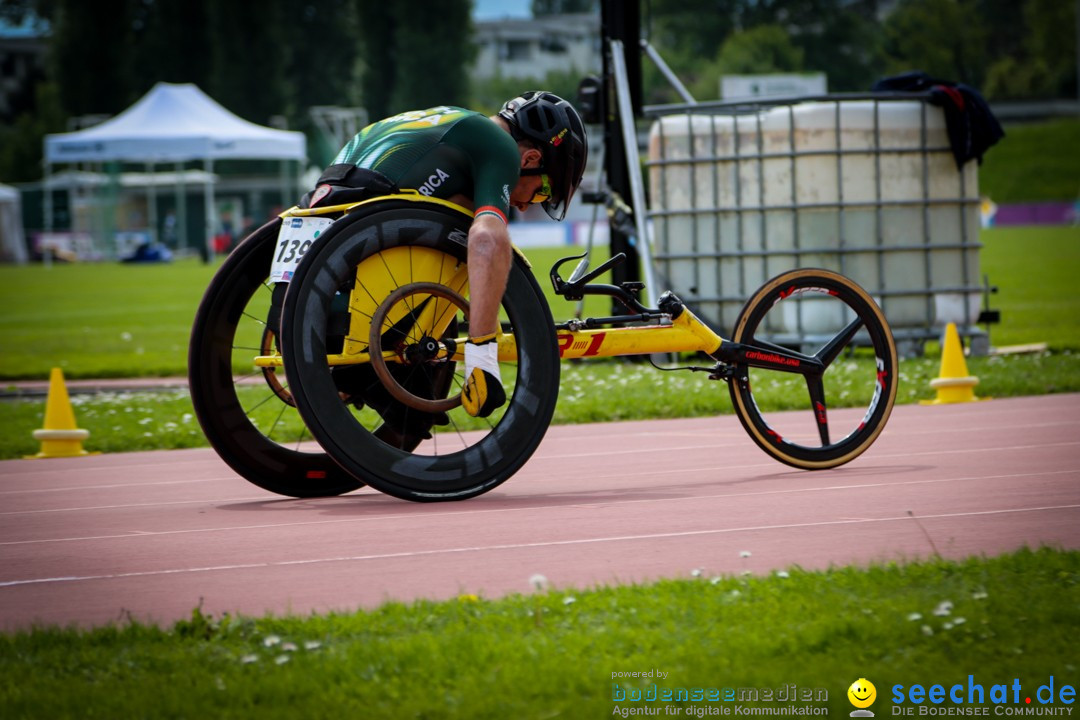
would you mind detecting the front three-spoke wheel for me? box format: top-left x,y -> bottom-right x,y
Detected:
727,268 -> 898,469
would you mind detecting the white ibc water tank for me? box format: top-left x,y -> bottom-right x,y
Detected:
647,100 -> 982,345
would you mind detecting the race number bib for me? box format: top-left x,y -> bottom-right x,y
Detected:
269,216 -> 334,283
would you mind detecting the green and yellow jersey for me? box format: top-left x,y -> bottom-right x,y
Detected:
333,106 -> 521,224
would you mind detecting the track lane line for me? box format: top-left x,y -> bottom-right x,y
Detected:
2,503 -> 1076,589
0,477 -> 235,496
538,440 -> 1080,461
2,469 -> 1075,545
0,495 -> 269,516
2,462 -> 1080,528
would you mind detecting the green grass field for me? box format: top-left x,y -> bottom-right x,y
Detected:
979,227 -> 1080,350
978,118 -> 1080,203
1,548 -> 1076,718
0,259 -> 216,380
0,226 -> 1075,381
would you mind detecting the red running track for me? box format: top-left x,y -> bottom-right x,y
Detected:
1,393 -> 1078,630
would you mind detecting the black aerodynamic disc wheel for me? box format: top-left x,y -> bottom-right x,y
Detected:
188,220 -> 362,497
280,200 -> 560,501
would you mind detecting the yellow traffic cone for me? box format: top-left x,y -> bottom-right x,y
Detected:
27,368 -> 96,458
921,323 -> 986,405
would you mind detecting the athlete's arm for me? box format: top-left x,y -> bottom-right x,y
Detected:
467,212 -> 512,338
446,115 -> 522,339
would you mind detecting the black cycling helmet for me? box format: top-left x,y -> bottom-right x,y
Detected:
498,90 -> 588,221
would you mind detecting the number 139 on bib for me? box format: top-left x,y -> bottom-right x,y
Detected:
269,216 -> 334,283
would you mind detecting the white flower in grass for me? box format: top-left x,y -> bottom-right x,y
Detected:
120,332 -> 132,342
972,590 -> 988,600
710,577 -> 722,585
691,568 -> 703,578
729,590 -> 741,598
907,612 -> 923,621
281,642 -> 298,652
563,596 -> 577,605
943,622 -> 954,630
240,654 -> 258,664
740,550 -> 752,558
263,634 -> 281,647
304,640 -> 322,650
775,570 -> 790,579
933,600 -> 954,617
921,625 -> 934,637
529,573 -> 548,591
953,617 -> 966,625
274,654 -> 290,665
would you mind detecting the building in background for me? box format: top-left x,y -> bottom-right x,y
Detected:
472,13 -> 601,81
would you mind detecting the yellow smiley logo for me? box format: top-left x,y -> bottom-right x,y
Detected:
848,678 -> 877,709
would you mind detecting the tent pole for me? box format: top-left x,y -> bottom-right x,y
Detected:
175,162 -> 186,252
67,172 -> 75,257
102,161 -> 117,257
43,163 -> 53,234
94,162 -> 105,258
42,163 -> 53,267
204,158 -> 215,263
146,162 -> 158,249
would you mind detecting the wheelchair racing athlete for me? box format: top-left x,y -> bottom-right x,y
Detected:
316,91 -> 588,436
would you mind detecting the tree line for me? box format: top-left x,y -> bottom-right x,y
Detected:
0,0 -> 473,182
640,0 -> 1076,105
0,0 -> 1075,183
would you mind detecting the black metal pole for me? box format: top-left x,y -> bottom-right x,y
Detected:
600,0 -> 643,304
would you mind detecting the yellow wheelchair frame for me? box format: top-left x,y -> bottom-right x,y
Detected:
246,192 -> 896,500
255,193 -> 725,370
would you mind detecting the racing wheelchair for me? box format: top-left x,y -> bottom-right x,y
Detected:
189,193 -> 897,502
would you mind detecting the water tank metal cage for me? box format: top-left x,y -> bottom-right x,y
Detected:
644,92 -> 984,355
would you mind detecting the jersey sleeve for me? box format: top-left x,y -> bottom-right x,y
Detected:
444,114 -> 521,224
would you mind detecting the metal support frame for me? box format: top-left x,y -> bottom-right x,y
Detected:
641,40 -> 697,106
608,38 -> 660,308
645,92 -> 986,353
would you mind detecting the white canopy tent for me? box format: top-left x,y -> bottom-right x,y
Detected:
43,82 -> 306,258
